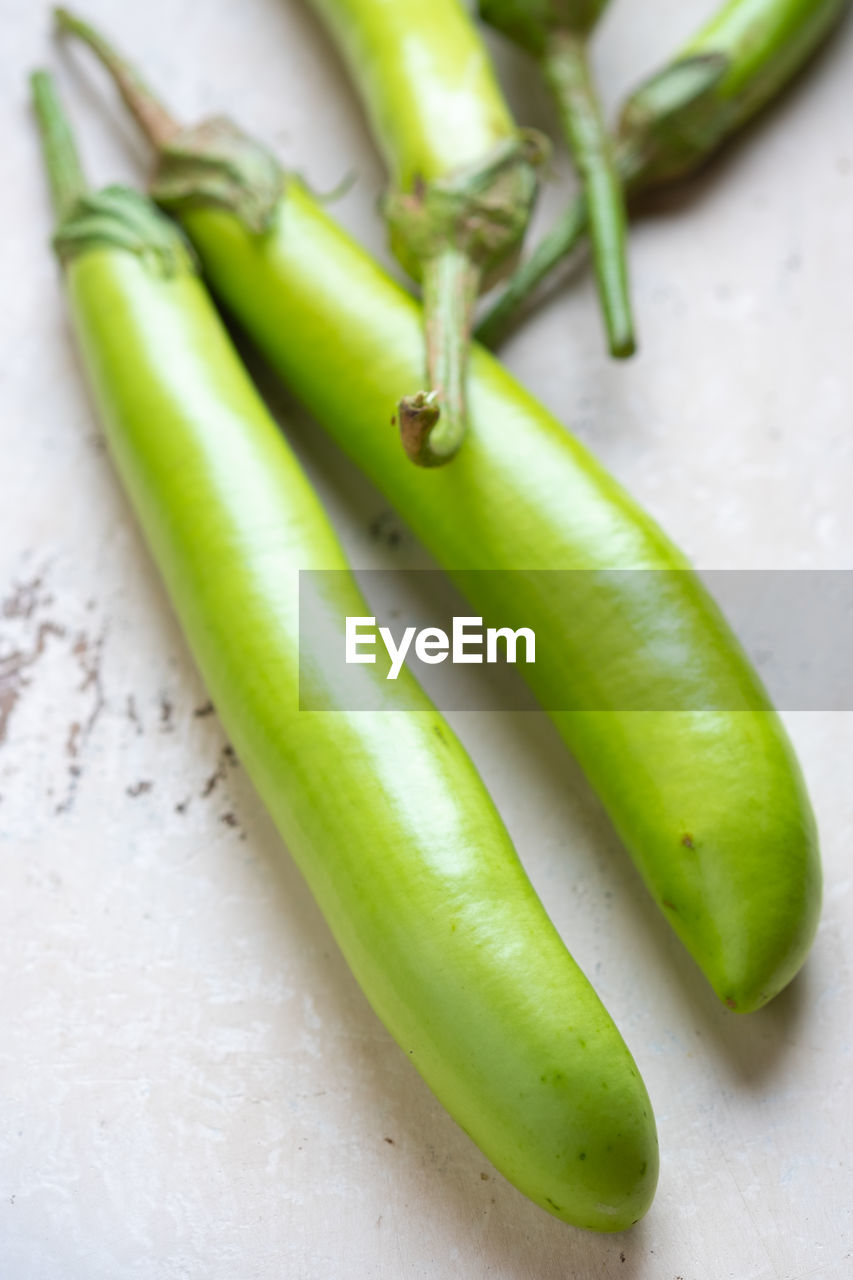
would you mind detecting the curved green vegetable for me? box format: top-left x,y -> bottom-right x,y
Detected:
476,0 -> 851,346
32,66 -> 660,1233
479,0 -> 634,358
304,0 -> 545,464
58,15 -> 822,1013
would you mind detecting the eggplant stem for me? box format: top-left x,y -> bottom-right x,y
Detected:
30,69 -> 88,222
544,30 -> 634,358
54,7 -> 181,147
399,246 -> 481,467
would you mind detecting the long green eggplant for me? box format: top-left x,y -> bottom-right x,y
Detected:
32,67 -> 659,1233
57,14 -> 822,1015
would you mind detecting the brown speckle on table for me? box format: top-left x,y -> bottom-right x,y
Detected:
202,763 -> 225,798
126,780 -> 153,798
2,570 -> 107,814
159,692 -> 174,731
0,620 -> 65,746
65,720 -> 81,758
193,700 -> 215,718
56,625 -> 107,813
2,573 -> 50,621
201,742 -> 239,798
71,627 -> 106,726
126,694 -> 143,734
369,511 -> 404,549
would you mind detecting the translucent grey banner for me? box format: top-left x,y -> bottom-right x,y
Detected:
298,570 -> 853,712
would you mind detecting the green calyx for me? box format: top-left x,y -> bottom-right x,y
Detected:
150,116 -> 285,235
616,53 -> 732,190
53,184 -> 196,275
389,131 -> 547,467
385,130 -> 548,288
480,0 -> 610,54
53,8 -> 283,234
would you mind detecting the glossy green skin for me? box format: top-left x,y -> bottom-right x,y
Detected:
308,0 -> 515,186
63,241 -> 658,1230
622,0 -> 849,185
181,184 -> 821,1014
683,0 -> 848,121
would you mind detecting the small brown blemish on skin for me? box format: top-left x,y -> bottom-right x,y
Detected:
725,996 -> 738,1011
681,833 -> 695,849
390,415 -> 397,426
662,898 -> 677,911
127,780 -> 153,798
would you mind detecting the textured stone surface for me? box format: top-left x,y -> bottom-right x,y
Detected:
1,1 -> 851,1276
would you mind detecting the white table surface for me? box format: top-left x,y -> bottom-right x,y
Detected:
1,1 -> 851,1277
